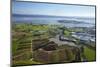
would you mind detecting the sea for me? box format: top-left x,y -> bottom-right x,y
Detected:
12,14 -> 95,28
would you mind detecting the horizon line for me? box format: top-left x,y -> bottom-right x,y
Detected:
12,13 -> 95,18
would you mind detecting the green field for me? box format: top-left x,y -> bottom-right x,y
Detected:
84,46 -> 96,61
12,23 -> 62,66
12,23 -> 96,66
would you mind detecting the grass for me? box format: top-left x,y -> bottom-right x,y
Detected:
84,46 -> 96,61
12,60 -> 42,66
12,23 -> 56,65
12,23 -> 96,65
12,39 -> 19,55
64,30 -> 71,36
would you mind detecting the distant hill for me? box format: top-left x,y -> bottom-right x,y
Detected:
58,20 -> 92,24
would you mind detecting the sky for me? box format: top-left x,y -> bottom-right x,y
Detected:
12,1 -> 95,17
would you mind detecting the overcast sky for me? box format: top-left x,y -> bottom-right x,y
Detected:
12,1 -> 95,17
